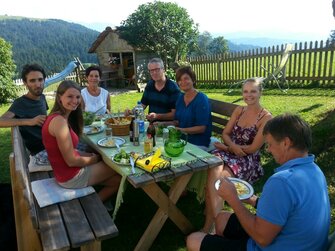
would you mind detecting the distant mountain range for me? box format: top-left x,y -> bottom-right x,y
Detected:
221,30 -> 329,48
0,15 -> 99,76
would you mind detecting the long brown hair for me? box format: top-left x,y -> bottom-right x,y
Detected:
50,80 -> 83,135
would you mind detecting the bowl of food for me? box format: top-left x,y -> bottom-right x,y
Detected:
105,116 -> 132,136
83,111 -> 96,126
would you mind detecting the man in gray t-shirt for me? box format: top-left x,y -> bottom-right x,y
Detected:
0,64 -> 48,155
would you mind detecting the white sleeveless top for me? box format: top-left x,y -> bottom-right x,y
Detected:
81,87 -> 109,115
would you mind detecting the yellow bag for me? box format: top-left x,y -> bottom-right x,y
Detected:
135,148 -> 171,173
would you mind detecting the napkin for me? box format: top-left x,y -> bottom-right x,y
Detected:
31,178 -> 95,208
28,150 -> 52,173
135,148 -> 170,173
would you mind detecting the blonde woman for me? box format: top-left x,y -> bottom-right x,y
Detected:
203,78 -> 272,233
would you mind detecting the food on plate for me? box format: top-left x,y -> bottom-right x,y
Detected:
106,117 -> 131,125
113,150 -> 139,165
104,138 -> 115,147
113,149 -> 130,164
90,126 -> 100,133
234,182 -> 249,196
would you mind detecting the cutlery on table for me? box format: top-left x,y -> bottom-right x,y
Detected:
130,156 -> 136,174
115,142 -> 121,152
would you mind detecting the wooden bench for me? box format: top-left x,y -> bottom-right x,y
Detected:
209,98 -> 238,135
9,126 -> 118,251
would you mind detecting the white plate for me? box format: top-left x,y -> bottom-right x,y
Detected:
83,125 -> 104,135
215,177 -> 254,200
97,137 -> 126,148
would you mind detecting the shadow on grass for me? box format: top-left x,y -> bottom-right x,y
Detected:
298,104 -> 323,113
310,109 -> 335,154
231,98 -> 243,104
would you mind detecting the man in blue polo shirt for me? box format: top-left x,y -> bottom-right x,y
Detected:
187,113 -> 330,251
141,58 -> 180,121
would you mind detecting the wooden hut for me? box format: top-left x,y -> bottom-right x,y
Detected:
88,27 -> 157,89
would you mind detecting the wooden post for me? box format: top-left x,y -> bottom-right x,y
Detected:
9,153 -> 42,251
323,40 -> 329,86
302,42 -> 307,85
312,41 -> 318,81
328,41 -> 334,85
217,54 -> 221,86
318,40 -> 324,85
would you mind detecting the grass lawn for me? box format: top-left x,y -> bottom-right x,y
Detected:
1,88 -> 335,250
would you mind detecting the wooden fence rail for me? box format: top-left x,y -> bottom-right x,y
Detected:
188,40 -> 335,87
13,72 -> 77,86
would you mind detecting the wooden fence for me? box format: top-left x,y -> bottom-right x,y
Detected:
13,72 -> 77,86
188,40 -> 335,87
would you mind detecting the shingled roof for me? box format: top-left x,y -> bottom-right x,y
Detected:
88,26 -> 115,53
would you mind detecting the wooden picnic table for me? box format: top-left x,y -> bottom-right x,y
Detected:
83,128 -> 222,251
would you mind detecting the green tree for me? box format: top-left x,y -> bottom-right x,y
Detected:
119,1 -> 198,66
189,31 -> 213,56
0,37 -> 17,103
208,36 -> 229,54
188,32 -> 229,57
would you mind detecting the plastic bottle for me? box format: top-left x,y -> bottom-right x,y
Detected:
134,101 -> 145,133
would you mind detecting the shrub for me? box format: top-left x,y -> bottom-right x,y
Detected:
0,37 -> 17,103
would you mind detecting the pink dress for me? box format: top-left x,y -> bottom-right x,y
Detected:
212,108 -> 265,184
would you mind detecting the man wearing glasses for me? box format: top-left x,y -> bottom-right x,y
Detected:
0,64 -> 48,158
141,58 -> 180,121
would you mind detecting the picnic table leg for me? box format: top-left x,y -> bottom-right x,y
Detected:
134,173 -> 194,251
80,240 -> 101,251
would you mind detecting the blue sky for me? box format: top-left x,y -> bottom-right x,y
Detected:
1,0 -> 334,40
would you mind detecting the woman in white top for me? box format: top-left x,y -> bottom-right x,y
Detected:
81,65 -> 111,115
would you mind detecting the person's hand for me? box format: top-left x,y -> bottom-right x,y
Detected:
146,112 -> 157,121
230,144 -> 247,157
242,195 -> 258,207
217,177 -> 239,203
30,115 -> 46,126
124,108 -> 132,116
175,126 -> 185,133
91,153 -> 101,163
214,142 -> 229,151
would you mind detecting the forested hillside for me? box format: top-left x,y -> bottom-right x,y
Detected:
0,16 -> 99,76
